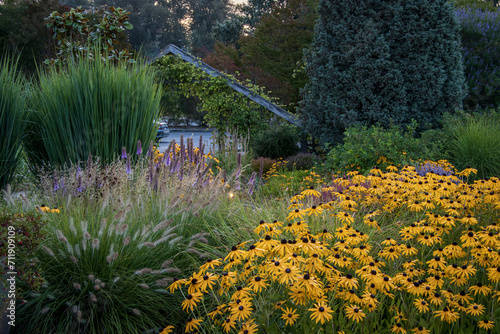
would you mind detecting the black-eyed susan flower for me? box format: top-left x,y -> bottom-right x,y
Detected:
160,325 -> 174,334
413,298 -> 430,313
345,304 -> 366,323
278,265 -> 299,284
198,272 -> 218,292
230,302 -> 253,321
391,322 -> 407,334
168,277 -> 186,293
224,245 -> 247,261
184,318 -> 202,333
286,209 -> 305,221
273,239 -> 293,257
338,273 -> 359,290
181,291 -> 203,312
231,286 -> 252,300
301,186 -> 321,197
222,317 -> 237,333
238,320 -> 258,334
393,311 -> 407,323
207,304 -> 226,320
309,302 -> 333,324
466,303 -> 485,316
487,267 -> 500,283
255,235 -> 280,251
411,327 -> 430,334
199,258 -> 223,272
478,320 -> 495,330
248,276 -> 268,293
468,282 -> 492,296
281,307 -> 300,326
434,307 -> 460,323
335,211 -> 355,224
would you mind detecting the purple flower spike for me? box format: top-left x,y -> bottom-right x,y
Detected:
126,155 -> 131,175
137,140 -> 142,155
121,146 -> 127,159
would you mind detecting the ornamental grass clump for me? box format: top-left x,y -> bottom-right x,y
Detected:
25,55 -> 161,169
0,56 -> 27,190
12,138 -> 238,333
441,111 -> 500,181
15,214 -> 188,334
164,163 -> 500,334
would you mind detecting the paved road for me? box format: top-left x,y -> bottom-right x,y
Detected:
157,128 -> 216,153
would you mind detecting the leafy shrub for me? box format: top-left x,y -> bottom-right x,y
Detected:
251,124 -> 299,159
441,110 -> 500,180
285,153 -> 321,171
455,5 -> 500,110
0,57 -> 27,190
24,56 -> 161,169
325,121 -> 433,174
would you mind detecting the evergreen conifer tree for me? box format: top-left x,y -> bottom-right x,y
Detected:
301,0 -> 467,145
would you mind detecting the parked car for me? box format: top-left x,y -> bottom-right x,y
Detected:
155,127 -> 164,142
154,121 -> 170,142
159,122 -> 170,137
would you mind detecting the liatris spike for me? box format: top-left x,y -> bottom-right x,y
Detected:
180,135 -> 185,163
147,141 -> 153,157
121,146 -> 127,159
188,138 -> 193,163
126,155 -> 131,175
137,140 -> 142,155
171,139 -> 176,160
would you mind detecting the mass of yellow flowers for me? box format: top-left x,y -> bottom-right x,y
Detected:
164,162 -> 500,333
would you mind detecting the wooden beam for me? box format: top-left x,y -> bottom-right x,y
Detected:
150,44 -> 301,127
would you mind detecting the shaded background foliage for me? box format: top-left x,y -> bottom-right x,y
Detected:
455,3 -> 500,110
301,0 -> 467,146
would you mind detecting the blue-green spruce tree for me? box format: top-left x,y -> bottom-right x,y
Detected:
301,0 -> 467,145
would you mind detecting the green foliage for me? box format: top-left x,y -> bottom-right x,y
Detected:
325,122 -> 434,175
239,0 -> 318,110
0,206 -> 48,293
302,0 -> 467,145
454,3 -> 500,110
0,0 -> 65,75
15,213 -> 187,334
44,6 -> 135,65
0,57 -> 27,190
188,0 -> 231,50
285,153 -> 321,171
452,0 -> 498,11
441,110 -> 500,180
10,144 -> 231,333
251,124 -> 300,159
25,56 -> 161,169
153,55 -> 272,139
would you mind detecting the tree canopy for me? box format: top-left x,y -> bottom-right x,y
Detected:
301,0 -> 467,145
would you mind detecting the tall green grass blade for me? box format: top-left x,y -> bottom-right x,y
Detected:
0,56 -> 27,190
